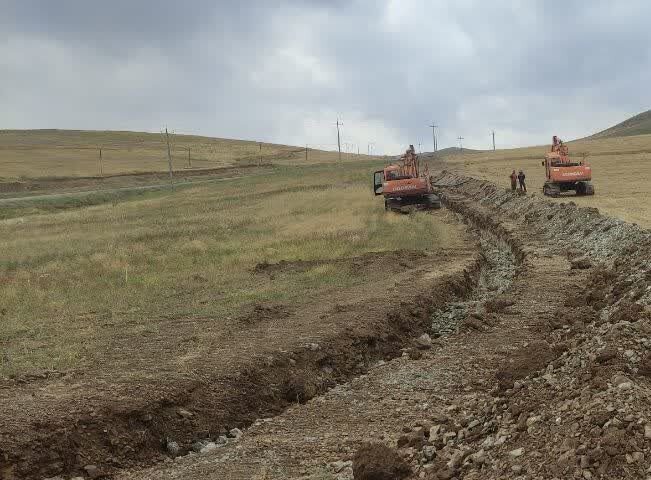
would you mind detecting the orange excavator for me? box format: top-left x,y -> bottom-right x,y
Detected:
373,145 -> 440,212
542,136 -> 594,197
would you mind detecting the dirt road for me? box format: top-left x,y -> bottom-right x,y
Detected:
118,173 -> 651,480
0,164 -> 274,204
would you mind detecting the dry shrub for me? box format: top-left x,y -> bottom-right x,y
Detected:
353,443 -> 411,480
282,372 -> 319,404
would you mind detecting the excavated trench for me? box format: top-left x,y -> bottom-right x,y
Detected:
124,172 -> 651,480
8,245 -> 484,478
7,186 -> 524,480
109,205 -> 523,479
164,225 -> 521,467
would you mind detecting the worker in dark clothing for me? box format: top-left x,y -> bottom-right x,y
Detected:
509,170 -> 517,191
518,170 -> 527,193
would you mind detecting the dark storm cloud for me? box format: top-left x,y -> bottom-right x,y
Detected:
1,0 -> 650,152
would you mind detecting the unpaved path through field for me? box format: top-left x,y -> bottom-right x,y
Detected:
119,172 -> 651,480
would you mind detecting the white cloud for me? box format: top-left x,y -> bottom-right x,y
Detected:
1,1 -> 650,153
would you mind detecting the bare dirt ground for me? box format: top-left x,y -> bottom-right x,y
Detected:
116,172 -> 651,480
0,217 -> 476,479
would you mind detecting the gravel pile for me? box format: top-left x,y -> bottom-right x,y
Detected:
391,172 -> 651,479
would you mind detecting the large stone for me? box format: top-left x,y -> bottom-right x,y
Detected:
612,374 -> 633,388
429,424 -> 443,442
416,333 -> 432,350
177,408 -> 193,419
200,442 -> 218,454
330,460 -> 352,473
83,465 -> 102,479
508,447 -> 524,458
422,445 -> 437,461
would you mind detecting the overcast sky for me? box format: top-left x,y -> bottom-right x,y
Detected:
1,1 -> 650,154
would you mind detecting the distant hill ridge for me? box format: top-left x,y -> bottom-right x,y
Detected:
590,109 -> 651,139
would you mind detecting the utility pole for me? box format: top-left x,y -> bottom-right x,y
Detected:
188,147 -> 192,168
418,142 -> 422,153
98,147 -> 103,177
164,128 -> 173,185
492,131 -> 496,151
457,136 -> 464,151
305,144 -> 308,162
258,142 -> 262,166
336,118 -> 343,162
429,123 -> 438,152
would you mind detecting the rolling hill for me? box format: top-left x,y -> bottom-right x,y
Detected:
589,109 -> 651,139
0,129 -> 354,179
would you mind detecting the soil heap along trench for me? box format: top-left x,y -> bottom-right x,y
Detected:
117,171 -> 651,480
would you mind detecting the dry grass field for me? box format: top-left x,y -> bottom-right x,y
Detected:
0,129 -> 368,180
442,132 -> 651,227
0,160 -> 466,377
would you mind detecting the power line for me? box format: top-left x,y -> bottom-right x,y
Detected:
492,130 -> 496,151
457,136 -> 464,151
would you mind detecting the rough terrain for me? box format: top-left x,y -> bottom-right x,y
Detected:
115,171 -> 651,480
0,216 -> 476,479
2,160 -> 650,480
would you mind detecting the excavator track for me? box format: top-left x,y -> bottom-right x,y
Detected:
542,182 -> 561,197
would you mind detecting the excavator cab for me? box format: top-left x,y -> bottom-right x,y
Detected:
373,170 -> 384,195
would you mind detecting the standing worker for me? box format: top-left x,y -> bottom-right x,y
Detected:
518,170 -> 527,193
509,169 -> 517,191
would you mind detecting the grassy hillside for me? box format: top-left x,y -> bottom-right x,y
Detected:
0,130 -> 367,180
589,110 -> 651,139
